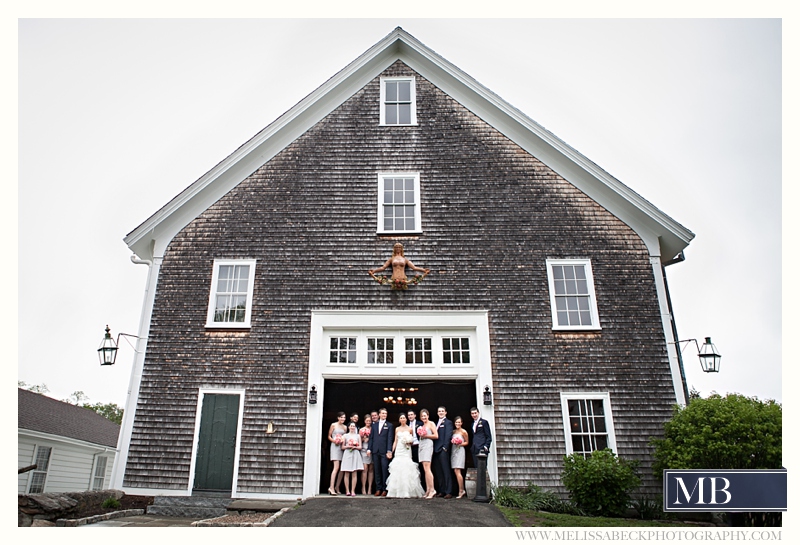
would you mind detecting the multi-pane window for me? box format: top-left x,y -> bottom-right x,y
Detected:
546,259 -> 600,330
378,173 -> 421,233
442,337 -> 470,364
28,446 -> 52,494
560,393 -> 616,458
405,337 -> 432,364
206,259 -> 257,328
380,77 -> 416,126
92,456 -> 108,490
330,337 -> 357,364
367,337 -> 394,364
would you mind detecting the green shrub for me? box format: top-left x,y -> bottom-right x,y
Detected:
561,449 -> 641,517
491,482 -> 585,515
631,496 -> 667,520
102,497 -> 121,510
651,393 -> 782,474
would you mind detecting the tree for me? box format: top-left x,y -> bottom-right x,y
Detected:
18,381 -> 49,394
81,402 -> 124,425
651,393 -> 782,474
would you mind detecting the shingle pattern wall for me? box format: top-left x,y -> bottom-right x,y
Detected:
125,61 -> 675,496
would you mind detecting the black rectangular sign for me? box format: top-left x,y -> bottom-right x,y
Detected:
663,469 -> 787,512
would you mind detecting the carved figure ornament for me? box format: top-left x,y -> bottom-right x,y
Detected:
369,243 -> 430,290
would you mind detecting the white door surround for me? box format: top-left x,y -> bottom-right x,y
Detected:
303,310 -> 497,498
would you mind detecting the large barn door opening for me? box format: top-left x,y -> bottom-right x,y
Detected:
193,393 -> 240,493
318,379 -> 477,494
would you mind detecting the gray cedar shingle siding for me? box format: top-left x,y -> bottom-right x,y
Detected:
124,61 -> 674,495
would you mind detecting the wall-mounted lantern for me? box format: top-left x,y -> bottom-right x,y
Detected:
308,385 -> 318,404
483,386 -> 493,406
675,337 -> 722,373
97,325 -> 140,366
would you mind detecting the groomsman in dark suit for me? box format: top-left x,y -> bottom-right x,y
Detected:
469,407 -> 492,466
407,409 -> 424,488
432,405 -> 454,498
367,407 -> 393,496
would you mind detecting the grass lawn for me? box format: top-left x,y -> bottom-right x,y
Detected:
498,507 -> 709,527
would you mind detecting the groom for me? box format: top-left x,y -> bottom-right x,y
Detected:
432,405 -> 454,498
367,407 -> 393,496
469,407 -> 492,466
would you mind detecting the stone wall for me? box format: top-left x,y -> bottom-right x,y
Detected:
18,489 -> 123,527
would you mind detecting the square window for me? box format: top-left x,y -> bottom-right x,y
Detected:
380,77 -> 417,126
560,393 -> 616,458
330,337 -> 357,364
442,337 -> 470,364
546,259 -> 600,330
206,259 -> 257,328
377,173 -> 421,234
405,337 -> 432,364
367,337 -> 395,364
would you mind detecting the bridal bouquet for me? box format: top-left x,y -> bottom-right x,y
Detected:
416,426 -> 427,438
451,435 -> 464,446
400,434 -> 413,446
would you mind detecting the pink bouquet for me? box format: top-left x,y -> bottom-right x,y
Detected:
333,435 -> 343,445
451,435 -> 464,446
416,426 -> 427,437
359,428 -> 371,439
346,438 -> 359,449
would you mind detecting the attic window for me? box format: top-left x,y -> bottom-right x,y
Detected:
380,77 -> 417,125
377,172 -> 422,234
205,259 -> 257,328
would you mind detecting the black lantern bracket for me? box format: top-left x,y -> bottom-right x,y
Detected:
98,325 -> 142,366
482,386 -> 493,406
308,385 -> 318,404
673,337 -> 722,373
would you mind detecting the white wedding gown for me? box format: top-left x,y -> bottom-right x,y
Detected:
386,431 -> 425,498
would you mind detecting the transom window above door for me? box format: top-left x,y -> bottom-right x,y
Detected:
322,329 -> 475,373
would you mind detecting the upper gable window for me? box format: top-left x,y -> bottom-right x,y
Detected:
380,77 -> 417,126
206,259 -> 257,328
377,172 -> 422,234
546,259 -> 601,331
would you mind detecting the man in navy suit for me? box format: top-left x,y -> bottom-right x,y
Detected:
432,406 -> 454,498
469,407 -> 492,467
367,407 -> 393,496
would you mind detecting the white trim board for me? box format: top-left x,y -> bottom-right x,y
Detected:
303,310 -> 497,498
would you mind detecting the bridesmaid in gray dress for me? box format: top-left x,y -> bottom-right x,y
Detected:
450,416 -> 470,499
360,414 -> 374,495
340,422 -> 364,496
327,412 -> 347,495
417,408 -> 438,499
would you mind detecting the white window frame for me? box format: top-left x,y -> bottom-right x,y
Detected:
546,258 -> 601,331
379,76 -> 417,126
28,445 -> 52,494
560,392 -> 617,457
205,259 -> 257,328
91,456 -> 108,490
377,172 -> 422,234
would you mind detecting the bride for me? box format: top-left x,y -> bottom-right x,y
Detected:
386,414 -> 425,498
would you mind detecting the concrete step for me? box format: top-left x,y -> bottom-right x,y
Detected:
147,495 -> 232,518
226,499 -> 296,513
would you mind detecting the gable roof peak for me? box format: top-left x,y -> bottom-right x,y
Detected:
125,28 -> 693,263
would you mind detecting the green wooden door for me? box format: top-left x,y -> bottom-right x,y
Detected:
193,393 -> 240,492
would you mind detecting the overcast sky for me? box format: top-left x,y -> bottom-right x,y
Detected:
14,18 -> 785,413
